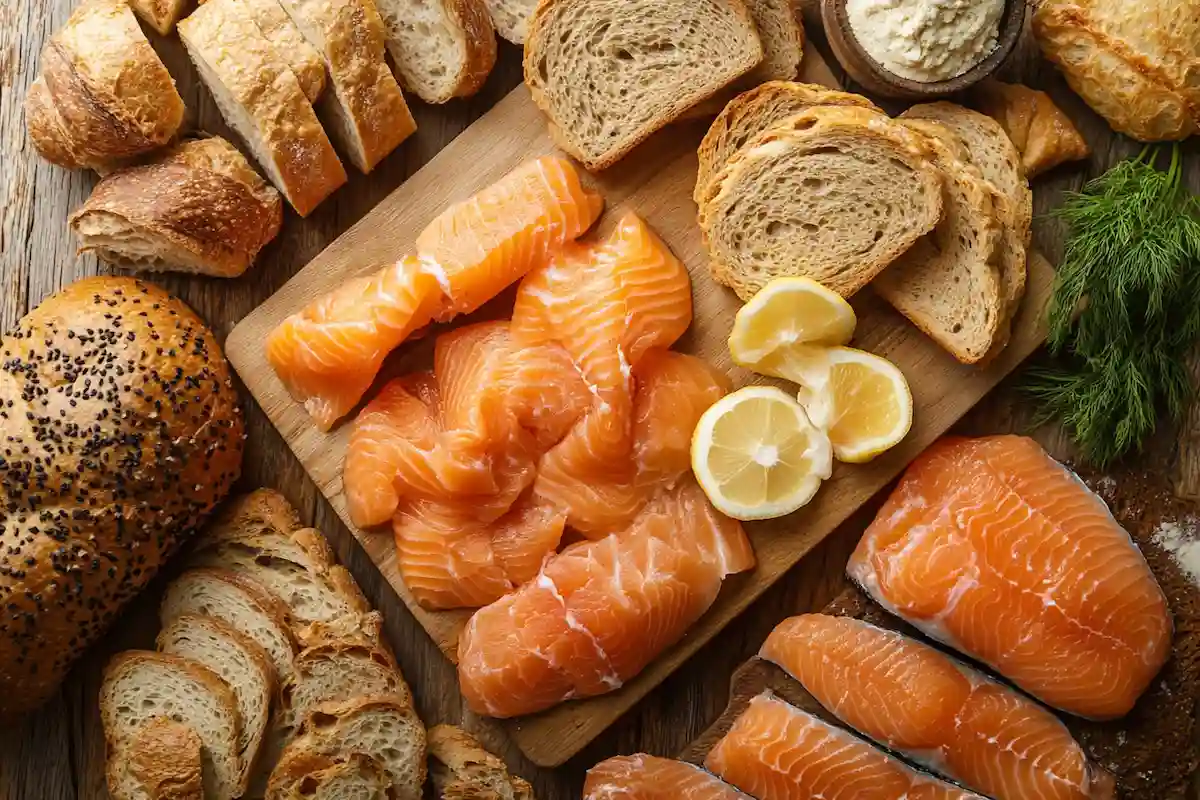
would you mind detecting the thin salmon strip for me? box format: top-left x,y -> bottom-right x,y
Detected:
584,755 -> 752,800
848,436 -> 1172,719
761,614 -> 1117,800
705,693 -> 984,800
417,156 -> 605,320
266,256 -> 439,430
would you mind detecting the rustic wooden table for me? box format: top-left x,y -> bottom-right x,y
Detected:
3,2 -> 1199,798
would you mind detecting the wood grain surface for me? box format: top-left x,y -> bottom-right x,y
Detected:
225,49 -> 1056,765
2,0 -> 1199,797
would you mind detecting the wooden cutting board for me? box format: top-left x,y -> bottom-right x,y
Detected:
224,49 -> 1054,767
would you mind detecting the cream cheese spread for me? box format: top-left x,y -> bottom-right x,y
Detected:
846,0 -> 1005,83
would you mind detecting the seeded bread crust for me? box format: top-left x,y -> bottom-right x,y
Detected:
0,277 -> 243,715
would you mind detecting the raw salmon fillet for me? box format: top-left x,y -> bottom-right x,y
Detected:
847,435 -> 1171,719
584,755 -> 751,800
761,614 -> 1117,800
705,693 -> 983,800
266,256 -> 439,430
417,156 -> 605,319
456,480 -> 753,717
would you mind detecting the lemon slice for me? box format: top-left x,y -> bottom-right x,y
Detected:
691,386 -> 834,520
793,347 -> 913,464
728,277 -> 857,368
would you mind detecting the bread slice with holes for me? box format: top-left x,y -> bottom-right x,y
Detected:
265,751 -> 393,800
283,638 -> 413,728
699,105 -> 944,300
482,0 -> 535,43
523,0 -> 764,170
157,614 -> 277,795
374,0 -> 497,103
872,120 -> 1006,364
695,81 -> 881,202
428,725 -> 535,800
101,652 -> 242,800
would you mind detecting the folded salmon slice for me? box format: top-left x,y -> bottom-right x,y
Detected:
848,435 -> 1172,720
705,693 -> 984,800
761,614 -> 1117,800
584,755 -> 751,800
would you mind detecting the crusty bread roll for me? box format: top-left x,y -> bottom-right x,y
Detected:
0,277 -> 244,715
69,137 -> 284,279
25,0 -> 185,172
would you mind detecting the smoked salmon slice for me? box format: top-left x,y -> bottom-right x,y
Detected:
456,480 -> 753,717
584,755 -> 752,800
760,614 -> 1117,800
848,436 -> 1171,720
705,692 -> 984,800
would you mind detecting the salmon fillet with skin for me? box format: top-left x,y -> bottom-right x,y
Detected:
848,435 -> 1172,720
705,693 -> 984,800
761,614 -> 1117,800
584,755 -> 752,800
417,155 -> 605,320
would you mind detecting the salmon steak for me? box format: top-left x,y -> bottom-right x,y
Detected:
761,614 -> 1116,800
705,692 -> 984,800
584,755 -> 751,800
847,435 -> 1171,720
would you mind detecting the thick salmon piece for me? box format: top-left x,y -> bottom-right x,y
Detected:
848,435 -> 1172,720
761,614 -> 1116,800
584,755 -> 751,800
705,693 -> 983,800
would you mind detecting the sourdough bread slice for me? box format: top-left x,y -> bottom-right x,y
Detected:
699,105 -> 944,300
178,0 -> 347,216
125,718 -> 205,800
427,725 -> 535,800
101,652 -> 242,800
483,0 -> 535,43
375,0 -> 497,103
272,696 -> 426,800
221,0 -> 329,103
158,614 -> 277,795
277,0 -> 417,173
523,0 -> 764,170
160,567 -> 298,683
695,81 -> 881,202
873,120 -> 1006,364
265,751 -> 393,800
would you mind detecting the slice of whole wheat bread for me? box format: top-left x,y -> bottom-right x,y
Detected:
523,0 -> 764,170
427,725 -> 535,800
695,81 -> 882,203
374,0 -> 497,103
699,105 -> 944,300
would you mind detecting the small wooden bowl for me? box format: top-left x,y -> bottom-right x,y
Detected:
821,0 -> 1026,100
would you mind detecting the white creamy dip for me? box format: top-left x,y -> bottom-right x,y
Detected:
846,0 -> 1005,83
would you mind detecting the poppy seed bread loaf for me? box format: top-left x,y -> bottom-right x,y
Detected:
0,277 -> 244,715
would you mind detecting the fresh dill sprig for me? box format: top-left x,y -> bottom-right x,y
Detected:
1026,144 -> 1200,467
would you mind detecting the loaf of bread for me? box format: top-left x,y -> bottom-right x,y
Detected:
427,725 -> 535,800
973,80 -> 1090,178
129,0 -> 192,34
69,137 -> 284,278
25,0 -> 185,172
0,277 -> 243,716
375,0 -> 497,103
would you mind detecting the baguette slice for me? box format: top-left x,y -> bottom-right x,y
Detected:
874,120 -> 1006,364
427,725 -> 535,800
178,0 -> 347,216
375,0 -> 497,103
483,0 -> 535,43
523,0 -> 764,170
125,718 -> 205,800
265,751 -> 393,800
129,0 -> 191,33
68,136 -> 283,278
700,105 -> 944,299
695,81 -> 881,203
101,652 -> 242,800
278,0 -> 417,173
283,639 -> 413,725
218,0 -> 329,103
158,614 -> 278,795
161,567 -> 298,683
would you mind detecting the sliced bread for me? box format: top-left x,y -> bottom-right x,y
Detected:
483,0 -> 535,43
129,0 -> 191,34
283,639 -> 413,727
160,567 -> 298,683
101,652 -> 242,800
158,614 -> 277,795
427,725 -> 535,800
695,81 -> 881,203
277,0 -> 417,173
220,0 -> 329,103
699,105 -> 944,300
125,718 -> 205,800
265,751 -> 393,800
375,0 -> 497,103
873,120 -> 1006,364
272,696 -> 427,800
523,0 -> 764,170
178,0 -> 347,216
